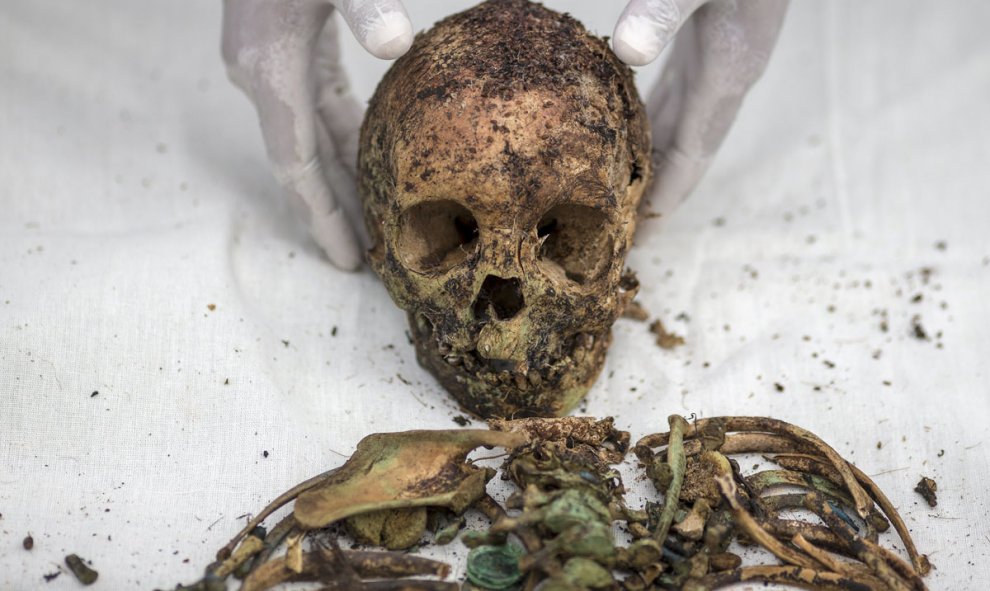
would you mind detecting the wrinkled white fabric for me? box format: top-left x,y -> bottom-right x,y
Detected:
1,1 -> 989,589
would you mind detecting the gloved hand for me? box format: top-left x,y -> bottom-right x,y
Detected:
612,0 -> 790,223
221,0 -> 413,270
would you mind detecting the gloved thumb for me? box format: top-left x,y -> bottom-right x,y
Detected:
330,0 -> 414,60
612,0 -> 704,66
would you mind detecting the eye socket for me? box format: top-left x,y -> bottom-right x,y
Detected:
536,204 -> 612,284
397,200 -> 479,272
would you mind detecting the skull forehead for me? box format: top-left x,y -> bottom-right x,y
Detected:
359,0 -> 649,224
391,88 -> 625,222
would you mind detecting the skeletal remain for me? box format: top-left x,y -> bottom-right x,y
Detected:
359,0 -> 652,417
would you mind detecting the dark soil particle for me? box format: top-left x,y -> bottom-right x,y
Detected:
453,415 -> 471,427
23,534 -> 33,550
649,320 -> 685,350
43,571 -> 60,582
621,301 -> 649,322
910,315 -> 928,340
915,476 -> 938,507
65,554 -> 98,585
774,383 -> 785,392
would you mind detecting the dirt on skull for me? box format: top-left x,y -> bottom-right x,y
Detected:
359,0 -> 652,418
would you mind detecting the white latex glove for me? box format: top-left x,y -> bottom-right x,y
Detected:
612,0 -> 790,224
221,0 -> 413,271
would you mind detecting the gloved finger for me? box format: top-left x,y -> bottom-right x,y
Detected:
640,145 -> 714,224
221,0 -> 364,270
300,165 -> 365,269
643,16 -> 697,165
612,0 -> 705,66
313,17 -> 368,249
636,19 -> 705,222
314,16 -> 363,180
267,115 -> 365,271
329,0 -> 413,60
640,0 -> 789,219
314,99 -> 369,251
311,209 -> 363,271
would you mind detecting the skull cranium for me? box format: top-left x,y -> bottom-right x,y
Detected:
359,0 -> 651,417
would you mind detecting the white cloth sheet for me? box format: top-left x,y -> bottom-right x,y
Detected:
2,1 -> 989,588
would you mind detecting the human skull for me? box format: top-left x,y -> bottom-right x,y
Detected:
359,0 -> 651,418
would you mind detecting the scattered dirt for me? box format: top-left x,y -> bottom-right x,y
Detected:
649,319 -> 685,350
914,476 -> 938,507
23,534 -> 33,550
65,554 -> 98,585
874,308 -> 890,332
865,266 -> 947,350
621,301 -> 649,322
452,415 -> 471,427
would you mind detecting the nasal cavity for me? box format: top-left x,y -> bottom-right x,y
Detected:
473,275 -> 525,321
